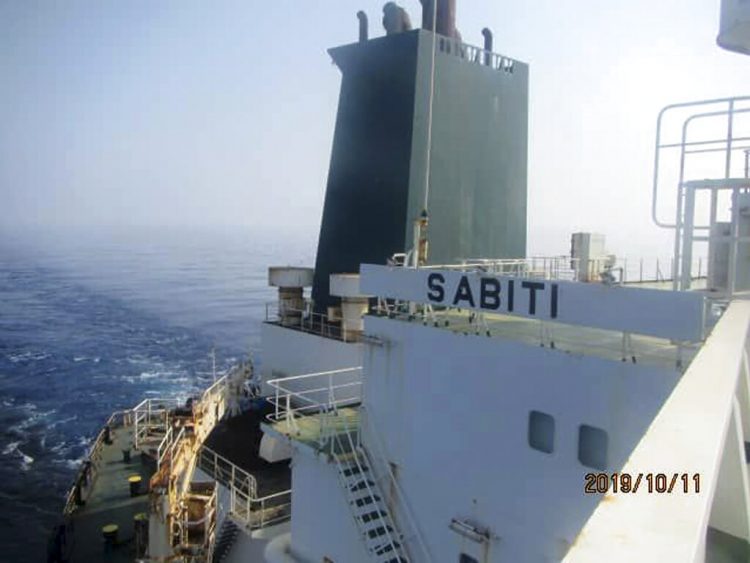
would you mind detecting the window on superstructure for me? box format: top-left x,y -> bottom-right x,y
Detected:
528,410 -> 555,454
459,554 -> 479,563
578,424 -> 608,470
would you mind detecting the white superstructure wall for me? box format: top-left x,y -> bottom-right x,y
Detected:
360,315 -> 681,562
288,451 -> 370,562
260,323 -> 362,397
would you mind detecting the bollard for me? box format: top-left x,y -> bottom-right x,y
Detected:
134,512 -> 149,558
102,524 -> 118,552
128,475 -> 142,497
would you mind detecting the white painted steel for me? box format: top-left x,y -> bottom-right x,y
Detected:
360,314 -> 680,561
259,322 -> 362,397
360,264 -> 706,341
268,267 -> 314,288
329,273 -> 370,298
679,180 -> 750,294
718,0 -> 750,54
652,97 -> 750,230
360,405 -> 432,562
326,414 -> 410,562
289,452 -> 371,562
266,367 -> 362,431
259,434 -> 293,463
198,446 -> 292,532
563,300 -> 750,563
329,274 -> 370,336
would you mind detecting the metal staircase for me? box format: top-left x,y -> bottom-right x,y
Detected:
328,415 -> 409,563
212,518 -> 240,562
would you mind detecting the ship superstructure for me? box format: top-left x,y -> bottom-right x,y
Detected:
52,1 -> 750,562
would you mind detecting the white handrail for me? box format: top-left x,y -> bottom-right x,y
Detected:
199,446 -> 291,530
266,367 -> 363,430
199,446 -> 258,499
330,411 -> 407,561
564,301 -> 750,562
361,406 -> 433,563
265,300 -> 361,342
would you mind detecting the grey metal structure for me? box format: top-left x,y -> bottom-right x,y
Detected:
651,96 -> 750,296
312,29 -> 529,311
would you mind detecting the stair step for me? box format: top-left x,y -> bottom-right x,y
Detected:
351,488 -> 381,501
373,541 -> 400,556
366,525 -> 393,539
341,464 -> 368,477
352,495 -> 380,508
336,447 -> 406,562
349,479 -> 375,492
357,509 -> 388,523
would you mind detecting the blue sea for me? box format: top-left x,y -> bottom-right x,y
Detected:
0,226 -> 315,561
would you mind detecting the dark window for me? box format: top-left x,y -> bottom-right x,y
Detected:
459,554 -> 479,563
578,425 -> 608,470
528,411 -> 555,454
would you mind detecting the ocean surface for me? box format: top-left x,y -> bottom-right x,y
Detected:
0,226 -> 315,561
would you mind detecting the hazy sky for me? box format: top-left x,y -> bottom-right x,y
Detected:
1,0 -> 748,257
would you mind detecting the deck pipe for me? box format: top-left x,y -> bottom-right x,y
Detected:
420,0 -> 457,38
481,27 -> 493,66
357,11 -> 368,43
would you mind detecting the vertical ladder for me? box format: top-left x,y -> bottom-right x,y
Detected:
329,417 -> 409,563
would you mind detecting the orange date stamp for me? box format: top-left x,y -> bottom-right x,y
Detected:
584,472 -> 701,494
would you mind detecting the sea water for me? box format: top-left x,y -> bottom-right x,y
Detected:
0,225 -> 315,561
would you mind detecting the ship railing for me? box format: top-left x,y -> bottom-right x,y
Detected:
436,35 -> 517,74
63,383 -> 226,516
425,255 -> 708,285
198,446 -> 291,530
427,256 -> 578,280
198,446 -> 257,499
62,408 -> 130,515
62,402 -> 171,516
194,374 -> 229,443
651,97 -> 750,296
374,301 -> 702,370
325,407 -> 408,562
202,374 -> 228,404
164,425 -> 189,497
265,301 -> 361,343
360,405 -> 433,563
266,367 -> 363,439
157,424 -> 174,470
235,489 -> 293,531
133,398 -> 180,449
563,299 -> 750,562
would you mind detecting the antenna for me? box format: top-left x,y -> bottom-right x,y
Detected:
210,347 -> 216,383
422,0 -> 438,213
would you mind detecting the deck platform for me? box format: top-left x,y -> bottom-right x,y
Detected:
65,426 -> 154,563
377,309 -> 701,371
